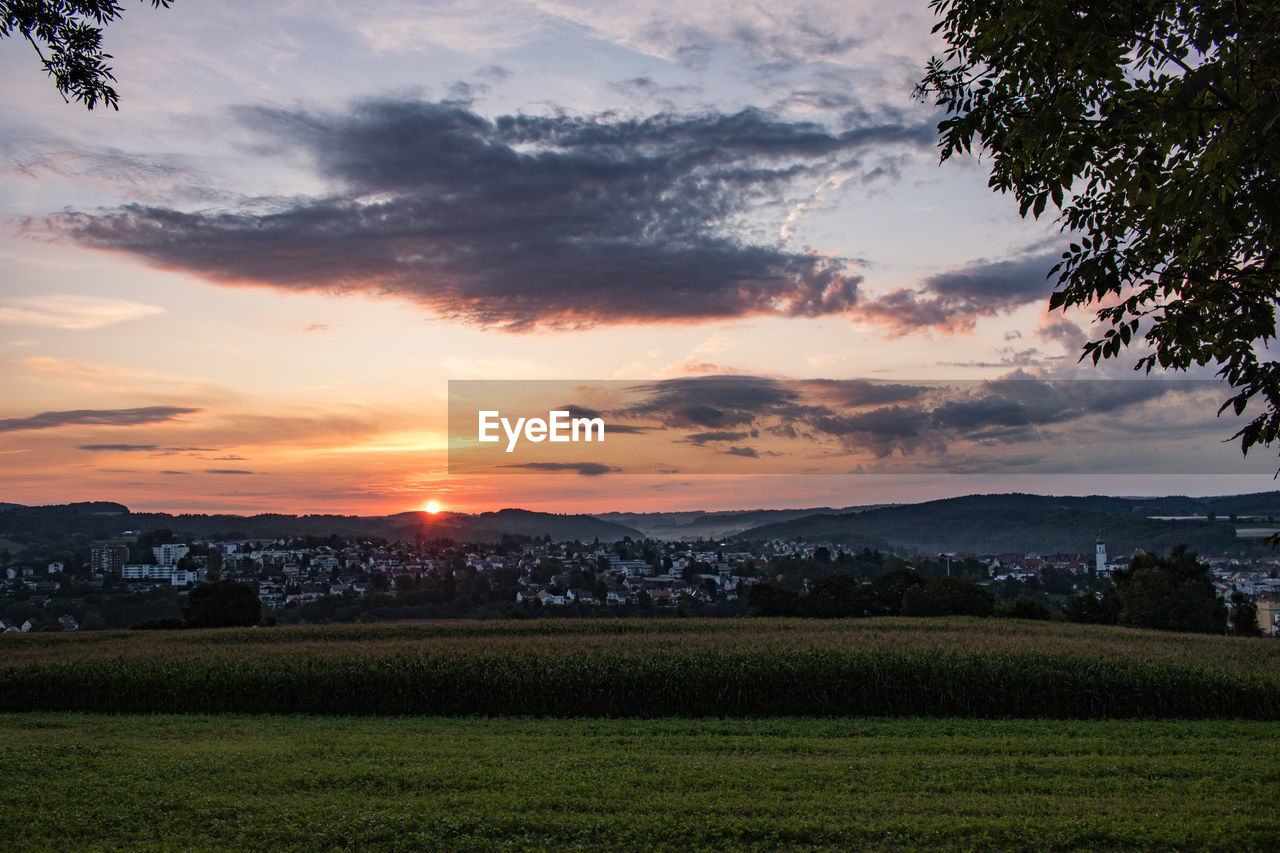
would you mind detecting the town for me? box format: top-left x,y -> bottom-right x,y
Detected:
3,528 -> 1278,635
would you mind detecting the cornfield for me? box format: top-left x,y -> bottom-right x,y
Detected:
2,618 -> 1276,718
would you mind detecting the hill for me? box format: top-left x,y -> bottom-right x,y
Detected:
0,503 -> 643,546
597,506 -> 896,540
736,492 -> 1278,555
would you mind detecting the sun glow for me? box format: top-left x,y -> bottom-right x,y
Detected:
424,500 -> 441,514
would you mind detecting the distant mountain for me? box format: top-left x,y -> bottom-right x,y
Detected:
372,509 -> 642,543
597,506 -> 896,540
3,491 -> 1278,556
735,492 -> 1277,556
0,503 -> 643,546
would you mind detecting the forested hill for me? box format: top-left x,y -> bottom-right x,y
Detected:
595,507 -> 894,540
0,503 -> 642,547
735,492 -> 1280,556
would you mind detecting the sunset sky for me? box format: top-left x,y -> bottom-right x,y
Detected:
1,0 -> 1273,515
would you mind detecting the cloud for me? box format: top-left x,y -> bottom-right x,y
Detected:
1,141 -> 211,202
797,378 -> 928,408
78,444 -> 158,452
40,99 -> 934,329
622,375 -> 807,427
205,469 -> 256,475
500,462 -> 619,476
557,405 -> 653,434
609,373 -> 1206,462
856,252 -> 1060,335
807,405 -> 942,457
1038,316 -> 1089,354
0,295 -> 165,330
724,445 -> 759,457
685,430 -> 752,444
0,406 -> 201,433
806,376 -> 1187,457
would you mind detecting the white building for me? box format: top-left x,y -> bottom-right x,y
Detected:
122,564 -> 178,581
170,569 -> 198,587
153,543 -> 191,566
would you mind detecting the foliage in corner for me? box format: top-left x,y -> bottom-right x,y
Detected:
1,0 -> 173,109
918,0 -> 1280,457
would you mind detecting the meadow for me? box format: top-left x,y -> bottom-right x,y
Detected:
2,617 -> 1278,718
1,713 -> 1277,851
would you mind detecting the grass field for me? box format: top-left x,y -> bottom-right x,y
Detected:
1,713 -> 1276,851
2,618 -> 1278,718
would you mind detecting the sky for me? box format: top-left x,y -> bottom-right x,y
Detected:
0,0 -> 1274,516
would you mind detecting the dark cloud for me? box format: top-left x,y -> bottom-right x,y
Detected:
42,99 -> 934,329
724,445 -> 759,457
623,375 -> 806,427
969,376 -> 1177,425
500,462 -> 618,476
558,404 -> 604,419
930,396 -> 1032,431
78,444 -> 158,452
685,430 -> 753,445
807,405 -> 943,457
444,80 -> 484,105
798,379 -> 928,408
205,469 -> 255,475
0,406 -> 200,433
557,405 -> 652,434
161,470 -> 188,475
857,252 -> 1060,335
615,374 -> 1202,460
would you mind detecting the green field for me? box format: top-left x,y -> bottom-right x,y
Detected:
5,619 -> 1276,849
1,713 -> 1276,851
2,618 -> 1278,718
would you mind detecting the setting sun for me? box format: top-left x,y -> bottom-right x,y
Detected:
424,501 -> 441,514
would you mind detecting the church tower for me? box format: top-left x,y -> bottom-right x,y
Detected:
1095,535 -> 1107,575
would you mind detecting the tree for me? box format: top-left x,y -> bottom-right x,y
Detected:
1039,565 -> 1077,596
2,0 -> 173,109
1111,545 -> 1226,633
863,566 -> 925,616
747,580 -> 800,616
995,595 -> 1053,621
182,579 -> 260,628
1063,589 -> 1116,624
918,0 -> 1280,458
900,576 -> 995,617
1228,591 -> 1262,636
800,573 -> 862,618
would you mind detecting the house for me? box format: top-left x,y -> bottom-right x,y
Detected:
566,588 -> 598,604
57,615 -> 79,631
